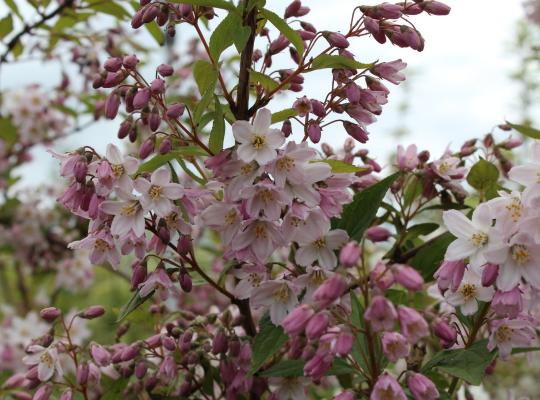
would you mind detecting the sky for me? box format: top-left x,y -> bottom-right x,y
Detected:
0,0 -> 530,186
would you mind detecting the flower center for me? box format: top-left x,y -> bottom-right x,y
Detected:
460,283 -> 477,301
288,216 -> 302,228
248,273 -> 261,287
378,388 -> 397,400
251,135 -> 266,149
438,161 -> 451,175
224,209 -> 238,225
310,269 -> 327,286
149,185 -> 163,200
496,325 -> 512,342
276,156 -> 295,172
272,284 -> 290,303
505,197 -> 523,222
240,163 -> 254,175
111,164 -> 124,177
94,238 -> 111,251
471,232 -> 488,247
121,201 -> 140,216
254,224 -> 268,239
511,244 -> 530,265
313,238 -> 326,249
40,351 -> 54,368
256,188 -> 274,203
165,211 -> 179,227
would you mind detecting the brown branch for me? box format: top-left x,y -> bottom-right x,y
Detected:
235,3 -> 257,120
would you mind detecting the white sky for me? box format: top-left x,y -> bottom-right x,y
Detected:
0,0 -> 529,186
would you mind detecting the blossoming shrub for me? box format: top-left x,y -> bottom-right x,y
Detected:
2,1 -> 540,399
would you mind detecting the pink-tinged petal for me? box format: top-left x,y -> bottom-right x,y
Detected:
152,167 -> 171,186
237,143 -> 258,163
296,246 -> 317,266
154,198 -> 173,217
444,291 -> 464,306
443,210 -> 475,239
163,184 -> 184,199
133,178 -> 151,194
326,230 -> 348,249
253,108 -> 272,133
476,286 -> 494,302
90,248 -> 105,264
484,242 -> 509,264
265,129 -> 285,147
318,248 -> 337,269
460,299 -> 478,316
472,203 -> 492,230
38,358 -> 55,381
232,121 -> 253,143
234,280 -> 254,299
303,163 -> 332,183
133,213 -> 146,237
522,264 -> 540,290
255,146 -> 277,165
111,216 -> 131,237
509,165 -> 539,186
531,140 -> 540,163
252,237 -> 272,261
106,144 -> 123,164
270,304 -> 288,325
100,201 -> 124,215
496,265 -> 521,291
445,238 -> 476,260
123,156 -> 139,174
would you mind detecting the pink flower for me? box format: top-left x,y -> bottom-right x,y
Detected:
313,275 -> 348,307
492,287 -> 523,318
398,306 -> 429,343
396,144 -> 419,171
381,332 -> 410,362
339,241 -> 361,268
295,219 -> 348,269
138,268 -> 180,300
250,279 -> 298,325
232,108 -> 285,165
434,260 -> 465,291
392,264 -> 424,291
370,373 -> 406,400
23,345 -> 63,382
444,268 -> 494,315
432,155 -> 465,180
267,141 -> 318,188
134,167 -> 184,216
100,189 -> 145,238
200,203 -> 242,245
364,296 -> 397,332
241,180 -> 289,220
488,316 -> 537,359
68,229 -> 120,267
232,219 -> 282,262
373,59 -> 407,84
408,373 -> 439,400
232,264 -> 267,299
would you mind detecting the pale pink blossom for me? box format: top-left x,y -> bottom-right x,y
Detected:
134,167 -> 184,217
295,219 -> 348,269
23,345 -> 63,382
250,279 -> 298,324
100,190 -> 146,238
488,316 -> 537,359
444,267 -> 494,315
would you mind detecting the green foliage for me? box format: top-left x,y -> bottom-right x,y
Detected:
0,117 -> 17,144
466,159 -> 499,196
259,357 -> 356,377
309,54 -> 373,71
333,173 -> 400,241
314,159 -> 368,174
193,60 -> 217,95
116,289 -> 153,322
136,148 -> 207,173
506,121 -> 540,139
421,339 -> 497,385
88,1 -> 131,20
249,70 -> 280,91
271,108 -> 297,124
208,97 -> 225,153
209,12 -> 251,60
0,14 -> 13,40
250,313 -> 289,374
259,8 -> 304,54
409,232 -> 454,280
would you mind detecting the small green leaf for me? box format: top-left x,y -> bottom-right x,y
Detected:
144,21 -> 165,46
506,121 -> 540,139
403,223 -> 440,243
4,0 -> 23,20
271,108 -> 297,124
137,148 -> 206,173
314,159 -> 368,174
260,8 -> 304,55
194,81 -> 217,123
250,313 -> 289,374
421,339 -> 496,385
89,2 -> 130,19
168,0 -> 236,11
208,97 -> 225,153
332,173 -> 400,241
0,117 -> 17,144
116,289 -> 153,322
259,359 -> 304,377
409,232 -> 454,280
193,60 -> 217,95
0,14 -> 13,40
249,70 -> 279,91
310,54 -> 373,71
209,12 -> 250,60
466,159 -> 499,193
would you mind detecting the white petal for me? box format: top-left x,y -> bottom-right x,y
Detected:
106,144 -> 123,164
461,300 -> 478,316
443,210 -> 475,239
152,167 -> 171,186
232,121 -> 253,143
496,264 -> 521,291
318,248 -> 337,269
296,246 -> 317,266
253,108 -> 272,133
445,238 -> 476,260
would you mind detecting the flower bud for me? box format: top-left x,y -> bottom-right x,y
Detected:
179,271 -> 192,293
283,305 -> 314,336
176,235 -> 192,255
104,57 -> 123,72
33,385 -> 52,400
333,391 -> 355,400
313,275 -> 348,307
166,103 -> 185,119
323,31 -> 350,48
131,263 -> 147,291
40,307 -> 61,322
307,121 -> 321,143
144,334 -> 162,349
80,305 -> 105,319
157,63 -> 174,77
104,91 -> 120,119
432,318 -> 457,346
123,55 -> 139,70
381,331 -> 410,362
310,99 -> 325,117
422,1 -> 451,16
408,372 -> 440,400
159,138 -> 172,154
59,389 -> 73,400
333,331 -> 353,355
133,88 -> 151,110
339,241 -> 361,268
492,287 -> 522,318
131,9 -> 144,29
434,260 -> 465,292
76,363 -> 89,386
393,264 -> 424,291
150,78 -> 165,94
162,335 -> 176,351
148,107 -> 161,131
364,296 -> 397,331
281,119 -> 292,137
366,225 -> 391,242
91,344 -> 111,366
212,329 -> 229,354
139,137 -> 155,159
481,263 -> 499,287
343,121 -> 369,143
398,306 -> 429,343
121,344 -> 139,362
142,5 -> 158,23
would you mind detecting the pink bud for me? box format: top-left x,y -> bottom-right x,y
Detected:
481,263 -> 499,287
122,55 -> 139,70
310,99 -> 325,118
4,373 -> 25,389
422,1 -> 451,16
370,261 -> 395,290
118,119 -> 132,139
179,271 -> 192,293
333,331 -> 353,355
284,0 -> 309,18
176,235 -> 191,255
76,363 -> 89,385
142,5 -> 158,23
150,78 -> 165,94
393,264 -> 424,291
305,312 -> 329,339
59,389 -> 73,400
157,63 -> 174,77
139,137 -> 155,159
80,305 -> 105,319
148,107 -> 161,131
40,307 -> 61,322
104,91 -> 120,119
162,335 -> 176,351
366,225 -> 391,242
135,361 -> 147,379
131,9 -> 144,29
333,391 -> 355,400
91,344 -> 111,367
343,121 -> 369,143
212,329 -> 229,354
313,275 -> 348,307
282,119 -> 292,137
166,103 -> 185,119
121,344 -> 139,362
492,287 -> 523,318
364,296 -> 397,332
307,121 -> 321,143
159,138 -> 172,154
434,260 -> 465,292
269,34 -> 290,54
282,305 -> 314,336
131,263 -> 147,290
133,88 -> 151,110
323,31 -> 350,49
381,331 -> 410,362
432,318 -> 457,346
398,306 -> 429,343
104,57 -> 123,72
339,241 -> 361,268
33,385 -> 52,400
144,334 -> 162,349
303,351 -> 333,380
408,372 -> 440,400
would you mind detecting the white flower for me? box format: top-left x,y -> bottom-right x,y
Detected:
443,204 -> 500,268
23,345 -> 63,381
250,279 -> 298,324
488,191 -> 526,235
232,108 -> 285,165
432,156 -> 465,180
508,140 -> 540,204
134,167 -> 184,216
100,189 -> 146,238
444,268 -> 494,315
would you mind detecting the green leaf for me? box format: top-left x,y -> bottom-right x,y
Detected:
350,293 -> 369,372
259,359 -> 304,377
466,159 -> 499,193
310,54 -> 373,71
0,14 -> 13,40
332,173 -> 400,241
250,313 -> 289,374
194,81 -> 217,123
260,8 -> 304,54
314,159 -> 368,174
89,2 -> 130,19
409,232 -> 454,280
168,0 -> 236,11
421,339 -> 496,385
137,148 -> 206,173
4,0 -> 23,20
403,223 -> 440,243
0,117 -> 17,144
208,97 -> 225,153
209,12 -> 250,60
116,289 -> 153,322
144,21 -> 165,46
249,70 -> 279,92
506,121 -> 540,139
271,108 -> 297,124
193,60 -> 217,95
512,346 -> 540,355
